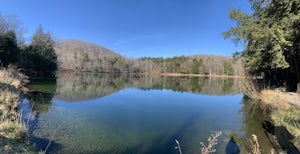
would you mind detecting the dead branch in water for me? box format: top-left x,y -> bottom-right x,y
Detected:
243,75 -> 261,100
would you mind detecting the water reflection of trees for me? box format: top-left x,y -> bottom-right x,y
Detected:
235,98 -> 277,153
55,72 -> 245,102
235,97 -> 299,153
27,92 -> 54,117
55,73 -> 130,102
27,79 -> 57,117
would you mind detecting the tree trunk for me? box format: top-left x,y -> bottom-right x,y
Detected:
295,51 -> 300,83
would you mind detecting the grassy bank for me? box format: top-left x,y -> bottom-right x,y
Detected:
256,89 -> 300,151
0,68 -> 34,153
271,105 -> 300,149
241,78 -> 300,152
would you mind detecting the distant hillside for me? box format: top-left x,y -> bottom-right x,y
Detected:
137,55 -> 244,76
54,40 -> 244,76
54,40 -> 130,73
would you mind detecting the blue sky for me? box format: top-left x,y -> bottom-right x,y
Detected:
0,0 -> 251,58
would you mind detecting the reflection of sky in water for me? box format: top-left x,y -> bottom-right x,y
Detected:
24,88 -> 245,154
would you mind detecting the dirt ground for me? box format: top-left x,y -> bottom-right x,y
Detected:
260,89 -> 300,108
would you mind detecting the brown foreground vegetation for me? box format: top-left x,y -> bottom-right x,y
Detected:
258,89 -> 300,150
259,89 -> 300,109
240,76 -> 300,153
0,68 -> 34,153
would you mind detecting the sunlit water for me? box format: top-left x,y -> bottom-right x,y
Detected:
21,73 -> 278,153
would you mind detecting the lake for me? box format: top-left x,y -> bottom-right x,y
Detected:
21,73 -> 280,154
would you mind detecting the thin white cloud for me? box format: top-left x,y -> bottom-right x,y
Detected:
114,34 -> 166,46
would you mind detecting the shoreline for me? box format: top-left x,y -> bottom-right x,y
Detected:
158,73 -> 246,78
57,70 -> 246,78
0,68 -> 34,153
258,89 -> 300,150
259,89 -> 300,108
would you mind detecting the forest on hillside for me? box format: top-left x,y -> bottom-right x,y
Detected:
55,40 -> 245,76
1,13 -> 244,77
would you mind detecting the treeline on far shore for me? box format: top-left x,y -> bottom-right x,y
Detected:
55,40 -> 245,77
1,13 -> 244,78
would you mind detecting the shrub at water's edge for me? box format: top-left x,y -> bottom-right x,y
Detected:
0,68 -> 34,153
175,131 -> 222,154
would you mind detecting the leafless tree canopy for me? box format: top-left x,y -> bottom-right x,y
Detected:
54,40 -> 245,77
0,14 -> 26,45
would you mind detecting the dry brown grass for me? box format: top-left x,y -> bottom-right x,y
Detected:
0,82 -> 21,121
0,120 -> 27,141
258,89 -> 300,150
242,77 -> 261,100
200,131 -> 222,154
0,68 -> 28,89
249,134 -> 277,154
0,68 -> 31,153
175,131 -> 222,154
249,134 -> 261,154
259,89 -> 297,109
259,90 -> 288,109
272,106 -> 300,148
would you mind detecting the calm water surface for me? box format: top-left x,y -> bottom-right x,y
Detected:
21,73 -> 278,154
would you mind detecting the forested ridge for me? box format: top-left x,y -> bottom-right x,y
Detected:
55,40 -> 124,73
1,13 -> 244,77
0,12 -> 245,78
55,40 -> 245,76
